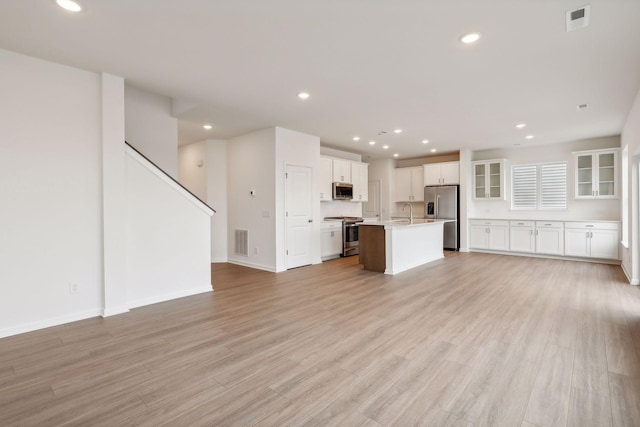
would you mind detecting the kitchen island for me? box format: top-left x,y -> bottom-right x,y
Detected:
359,219 -> 451,275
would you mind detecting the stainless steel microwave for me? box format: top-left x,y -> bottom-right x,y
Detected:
332,182 -> 353,200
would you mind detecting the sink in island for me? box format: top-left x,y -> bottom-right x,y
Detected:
358,219 -> 452,275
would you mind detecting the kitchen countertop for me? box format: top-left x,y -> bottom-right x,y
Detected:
468,218 -> 621,223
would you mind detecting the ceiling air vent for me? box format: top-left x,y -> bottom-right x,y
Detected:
566,5 -> 591,32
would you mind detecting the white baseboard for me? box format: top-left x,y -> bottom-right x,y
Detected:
102,305 -> 130,317
211,257 -> 228,263
459,247 -> 470,253
227,259 -> 277,272
127,285 -> 213,310
621,262 -> 639,285
0,308 -> 103,339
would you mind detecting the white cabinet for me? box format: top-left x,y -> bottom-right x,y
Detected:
509,221 -> 535,253
469,220 -> 509,250
574,149 -> 618,199
424,162 -> 460,186
351,162 -> 368,202
472,160 -> 505,200
321,222 -> 343,259
395,167 -> 424,202
564,222 -> 619,260
332,159 -> 352,183
535,221 -> 564,255
320,157 -> 333,201
509,220 -> 564,255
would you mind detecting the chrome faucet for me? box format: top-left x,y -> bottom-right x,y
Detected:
402,203 -> 413,222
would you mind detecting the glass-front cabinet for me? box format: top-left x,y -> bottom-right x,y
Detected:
573,149 -> 618,199
472,159 -> 506,200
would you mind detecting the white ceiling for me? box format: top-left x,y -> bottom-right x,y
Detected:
1,0 -> 639,160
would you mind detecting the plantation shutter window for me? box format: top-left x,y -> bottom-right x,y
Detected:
512,162 -> 567,210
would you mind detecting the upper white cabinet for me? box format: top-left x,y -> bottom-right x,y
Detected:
319,157 -> 333,201
351,162 -> 369,202
395,167 -> 424,202
574,149 -> 618,199
472,159 -> 505,200
424,161 -> 460,186
332,159 -> 352,183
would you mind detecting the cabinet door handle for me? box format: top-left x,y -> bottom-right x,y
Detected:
586,232 -> 590,238
536,229 -> 539,236
331,231 -> 334,237
529,230 -> 533,236
590,231 -> 593,238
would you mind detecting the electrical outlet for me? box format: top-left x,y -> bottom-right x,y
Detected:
68,283 -> 79,294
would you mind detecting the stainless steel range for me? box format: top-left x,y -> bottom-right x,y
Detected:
324,216 -> 364,257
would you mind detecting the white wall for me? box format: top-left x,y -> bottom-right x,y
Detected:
125,85 -> 178,178
207,140 -> 229,263
320,147 -> 361,161
368,159 -> 395,220
621,88 -> 640,284
275,127 -> 322,271
125,149 -> 212,307
178,141 -> 207,200
227,128 -> 277,271
177,139 -> 229,263
469,135 -> 621,221
0,49 -> 103,337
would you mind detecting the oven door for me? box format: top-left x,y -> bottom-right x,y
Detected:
343,223 -> 359,256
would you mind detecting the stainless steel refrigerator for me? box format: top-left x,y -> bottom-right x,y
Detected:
424,185 -> 460,250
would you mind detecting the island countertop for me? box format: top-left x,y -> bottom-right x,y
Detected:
360,218 -> 453,228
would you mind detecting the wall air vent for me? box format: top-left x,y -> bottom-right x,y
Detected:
566,5 -> 591,32
235,229 -> 249,256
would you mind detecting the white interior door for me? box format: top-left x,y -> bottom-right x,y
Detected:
364,180 -> 380,218
286,165 -> 313,269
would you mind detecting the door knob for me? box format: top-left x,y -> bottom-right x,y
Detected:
308,219 -> 313,223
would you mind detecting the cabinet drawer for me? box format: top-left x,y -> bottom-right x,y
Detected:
535,221 -> 564,229
509,220 -> 535,227
322,222 -> 342,230
470,219 -> 508,227
564,221 -> 619,230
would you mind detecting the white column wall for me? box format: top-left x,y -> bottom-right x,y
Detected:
0,49 -> 104,337
102,73 -> 129,316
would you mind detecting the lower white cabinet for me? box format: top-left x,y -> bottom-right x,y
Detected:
469,220 -> 509,250
509,221 -> 535,253
471,218 -> 619,261
509,221 -> 564,255
564,222 -> 619,260
321,222 -> 343,259
535,221 -> 564,255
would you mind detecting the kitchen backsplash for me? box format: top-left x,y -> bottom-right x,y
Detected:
321,200 -> 363,218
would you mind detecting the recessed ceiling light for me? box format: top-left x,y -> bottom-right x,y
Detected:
525,135 -> 535,140
369,141 -> 376,145
515,123 -> 527,129
56,0 -> 82,12
460,32 -> 481,44
297,92 -> 310,100
352,136 -> 360,141
422,139 -> 429,144
393,153 -> 399,157
394,129 -> 402,134
382,145 -> 389,150
203,124 -> 212,130
430,148 -> 437,153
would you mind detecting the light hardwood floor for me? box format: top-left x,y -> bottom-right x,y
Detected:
1,252 -> 640,426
